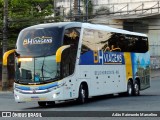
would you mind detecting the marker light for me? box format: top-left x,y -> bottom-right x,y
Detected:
53,92 -> 60,99
18,58 -> 33,62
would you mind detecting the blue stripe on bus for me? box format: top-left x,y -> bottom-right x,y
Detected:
15,82 -> 58,90
16,86 -> 30,90
39,82 -> 58,90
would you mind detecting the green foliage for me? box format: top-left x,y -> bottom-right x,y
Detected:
0,0 -> 2,6
0,0 -> 3,44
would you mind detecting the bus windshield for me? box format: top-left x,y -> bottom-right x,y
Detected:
15,55 -> 60,84
16,27 -> 63,57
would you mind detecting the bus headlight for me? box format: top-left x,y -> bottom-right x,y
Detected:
53,92 -> 60,99
14,94 -> 20,100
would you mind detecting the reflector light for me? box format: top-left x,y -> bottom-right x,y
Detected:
18,58 -> 33,62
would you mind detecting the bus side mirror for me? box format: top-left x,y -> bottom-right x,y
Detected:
56,45 -> 71,63
3,49 -> 15,66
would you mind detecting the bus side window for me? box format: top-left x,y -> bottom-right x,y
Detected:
61,28 -> 81,77
63,28 -> 80,47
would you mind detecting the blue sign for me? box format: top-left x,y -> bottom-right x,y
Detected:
80,50 -> 125,65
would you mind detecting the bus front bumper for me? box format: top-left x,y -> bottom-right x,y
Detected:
14,88 -> 63,102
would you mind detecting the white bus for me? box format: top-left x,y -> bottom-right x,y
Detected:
3,22 -> 150,106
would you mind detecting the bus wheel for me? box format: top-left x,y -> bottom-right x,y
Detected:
38,101 -> 46,107
77,84 -> 88,104
127,80 -> 133,96
133,81 -> 140,96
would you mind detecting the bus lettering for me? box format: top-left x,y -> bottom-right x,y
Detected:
23,37 -> 52,45
94,50 -> 123,64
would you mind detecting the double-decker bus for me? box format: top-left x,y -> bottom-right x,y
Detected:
3,22 -> 150,106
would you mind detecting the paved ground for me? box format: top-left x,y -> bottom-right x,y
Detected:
151,69 -> 160,78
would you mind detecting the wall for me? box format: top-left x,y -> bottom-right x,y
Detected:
147,15 -> 160,57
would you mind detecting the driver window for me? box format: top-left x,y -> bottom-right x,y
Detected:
61,28 -> 81,77
63,27 -> 80,49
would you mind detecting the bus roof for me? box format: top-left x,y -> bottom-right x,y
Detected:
22,22 -> 147,37
22,22 -> 82,30
81,23 -> 147,37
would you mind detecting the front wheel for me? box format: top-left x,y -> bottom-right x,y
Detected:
77,84 -> 88,104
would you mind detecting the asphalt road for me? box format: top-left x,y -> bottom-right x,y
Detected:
0,77 -> 160,120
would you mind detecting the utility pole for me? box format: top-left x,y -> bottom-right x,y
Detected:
2,0 -> 8,91
86,0 -> 88,22
78,0 -> 80,19
70,0 -> 72,17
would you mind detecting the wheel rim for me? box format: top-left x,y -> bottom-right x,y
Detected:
81,88 -> 86,103
128,84 -> 132,95
134,83 -> 139,95
127,81 -> 133,95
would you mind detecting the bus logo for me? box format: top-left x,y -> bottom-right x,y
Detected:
23,36 -> 52,45
93,50 -> 124,65
30,87 -> 39,94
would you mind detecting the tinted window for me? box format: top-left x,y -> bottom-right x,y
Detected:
108,33 -> 148,53
81,28 -> 148,53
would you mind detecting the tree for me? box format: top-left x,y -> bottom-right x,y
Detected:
0,0 -> 3,44
1,0 -> 8,91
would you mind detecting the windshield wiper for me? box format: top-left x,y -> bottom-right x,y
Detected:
41,56 -> 45,81
43,78 -> 58,83
17,79 -> 33,84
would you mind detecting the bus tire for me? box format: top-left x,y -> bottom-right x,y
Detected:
127,80 -> 134,96
38,101 -> 46,107
77,84 -> 88,104
133,81 -> 140,96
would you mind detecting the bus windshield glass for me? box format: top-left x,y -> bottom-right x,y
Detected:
15,55 -> 60,84
16,27 -> 63,57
